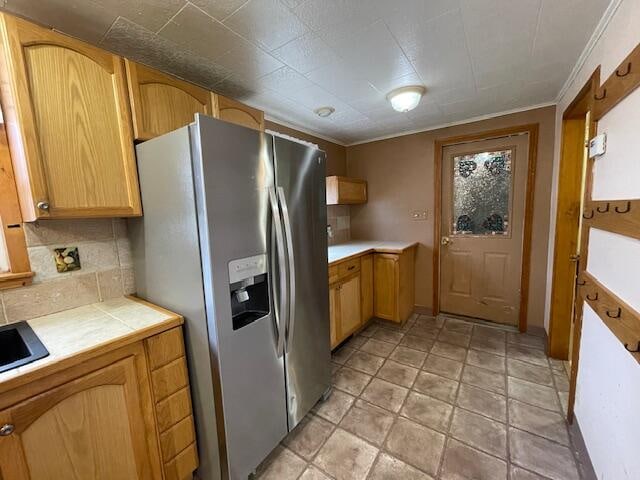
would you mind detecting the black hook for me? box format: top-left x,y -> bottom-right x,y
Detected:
624,341 -> 640,353
586,292 -> 599,301
616,62 -> 632,77
615,201 -> 631,213
594,88 -> 607,100
606,307 -> 621,319
583,210 -> 595,219
596,203 -> 610,213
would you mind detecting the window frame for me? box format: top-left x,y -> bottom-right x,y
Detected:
0,122 -> 33,289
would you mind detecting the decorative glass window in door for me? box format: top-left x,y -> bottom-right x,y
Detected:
452,149 -> 513,235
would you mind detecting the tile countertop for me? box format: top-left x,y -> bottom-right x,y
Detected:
0,296 -> 182,388
328,240 -> 418,265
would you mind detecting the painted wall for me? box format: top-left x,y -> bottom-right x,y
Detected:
346,106 -> 556,328
545,1 -> 640,477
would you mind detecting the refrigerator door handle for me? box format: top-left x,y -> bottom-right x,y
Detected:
269,187 -> 287,357
277,186 -> 296,353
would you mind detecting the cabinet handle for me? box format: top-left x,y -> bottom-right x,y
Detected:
37,201 -> 50,211
0,424 -> 14,436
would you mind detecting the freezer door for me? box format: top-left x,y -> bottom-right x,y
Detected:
273,136 -> 331,429
191,115 -> 288,479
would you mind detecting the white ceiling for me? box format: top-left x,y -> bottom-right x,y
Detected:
1,0 -> 611,144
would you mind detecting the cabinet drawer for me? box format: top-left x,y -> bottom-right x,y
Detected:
160,415 -> 197,460
156,387 -> 193,432
338,258 -> 360,278
164,442 -> 199,480
151,357 -> 189,401
328,265 -> 339,284
146,328 -> 185,370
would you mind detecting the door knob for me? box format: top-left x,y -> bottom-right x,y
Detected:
441,236 -> 452,246
37,201 -> 50,211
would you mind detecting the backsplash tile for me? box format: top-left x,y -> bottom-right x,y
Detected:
0,218 -> 135,324
327,205 -> 351,246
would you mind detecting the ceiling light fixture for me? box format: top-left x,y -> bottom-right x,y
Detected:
314,106 -> 335,117
387,85 -> 426,112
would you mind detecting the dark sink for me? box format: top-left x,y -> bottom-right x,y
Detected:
0,321 -> 49,373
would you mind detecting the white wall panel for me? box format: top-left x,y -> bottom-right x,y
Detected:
592,88 -> 640,200
587,228 -> 640,312
575,304 -> 640,480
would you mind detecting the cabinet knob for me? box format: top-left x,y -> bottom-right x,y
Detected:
0,424 -> 14,436
37,201 -> 50,211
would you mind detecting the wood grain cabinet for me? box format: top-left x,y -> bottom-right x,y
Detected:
360,254 -> 374,322
216,94 -> 264,132
326,176 -> 367,205
0,14 -> 141,221
0,327 -> 198,480
329,273 -> 362,349
125,60 -> 216,141
374,250 -> 415,323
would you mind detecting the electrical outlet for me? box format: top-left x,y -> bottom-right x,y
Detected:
411,210 -> 427,221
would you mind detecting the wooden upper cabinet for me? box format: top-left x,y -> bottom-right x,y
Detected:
216,94 -> 264,132
0,357 -> 157,480
125,60 -> 216,141
0,14 -> 141,221
326,176 -> 367,205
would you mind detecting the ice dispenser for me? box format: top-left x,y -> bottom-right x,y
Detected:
228,254 -> 270,330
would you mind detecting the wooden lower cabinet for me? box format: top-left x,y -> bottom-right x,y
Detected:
360,254 -> 374,322
374,250 -> 415,323
0,327 -> 198,480
329,273 -> 362,349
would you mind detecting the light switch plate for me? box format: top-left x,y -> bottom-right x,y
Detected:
411,210 -> 427,221
589,133 -> 606,158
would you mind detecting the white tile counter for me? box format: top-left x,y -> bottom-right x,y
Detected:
328,240 -> 418,265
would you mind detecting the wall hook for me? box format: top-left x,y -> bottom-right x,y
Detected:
614,201 -> 631,214
583,209 -> 595,219
594,88 -> 607,100
586,292 -> 599,301
616,62 -> 632,77
624,341 -> 640,353
606,307 -> 621,319
596,203 -> 610,213
577,279 -> 586,286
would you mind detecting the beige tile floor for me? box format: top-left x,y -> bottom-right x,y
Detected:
256,314 -> 592,480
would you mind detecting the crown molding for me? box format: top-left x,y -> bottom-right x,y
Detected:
345,102 -> 556,146
263,114 -> 347,147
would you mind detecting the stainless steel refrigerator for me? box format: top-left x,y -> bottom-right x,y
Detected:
129,114 -> 331,480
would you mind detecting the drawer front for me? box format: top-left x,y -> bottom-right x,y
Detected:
151,357 -> 189,401
160,415 -> 197,460
328,264 -> 339,284
337,257 -> 360,279
146,328 -> 185,370
156,387 -> 192,432
164,442 -> 199,480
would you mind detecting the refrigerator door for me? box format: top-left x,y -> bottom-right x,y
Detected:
273,136 -> 331,429
191,115 -> 288,479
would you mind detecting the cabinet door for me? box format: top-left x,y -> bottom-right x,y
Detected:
216,94 -> 264,131
0,14 -> 141,220
339,274 -> 362,337
126,60 -> 215,140
360,254 -> 374,322
329,283 -> 340,349
374,254 -> 399,321
0,357 -> 156,480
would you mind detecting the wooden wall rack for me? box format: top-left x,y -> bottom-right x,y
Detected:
578,271 -> 640,363
594,42 -> 640,120
582,199 -> 640,240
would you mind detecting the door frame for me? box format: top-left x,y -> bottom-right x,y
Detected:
433,124 -> 539,332
547,69 -> 600,359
